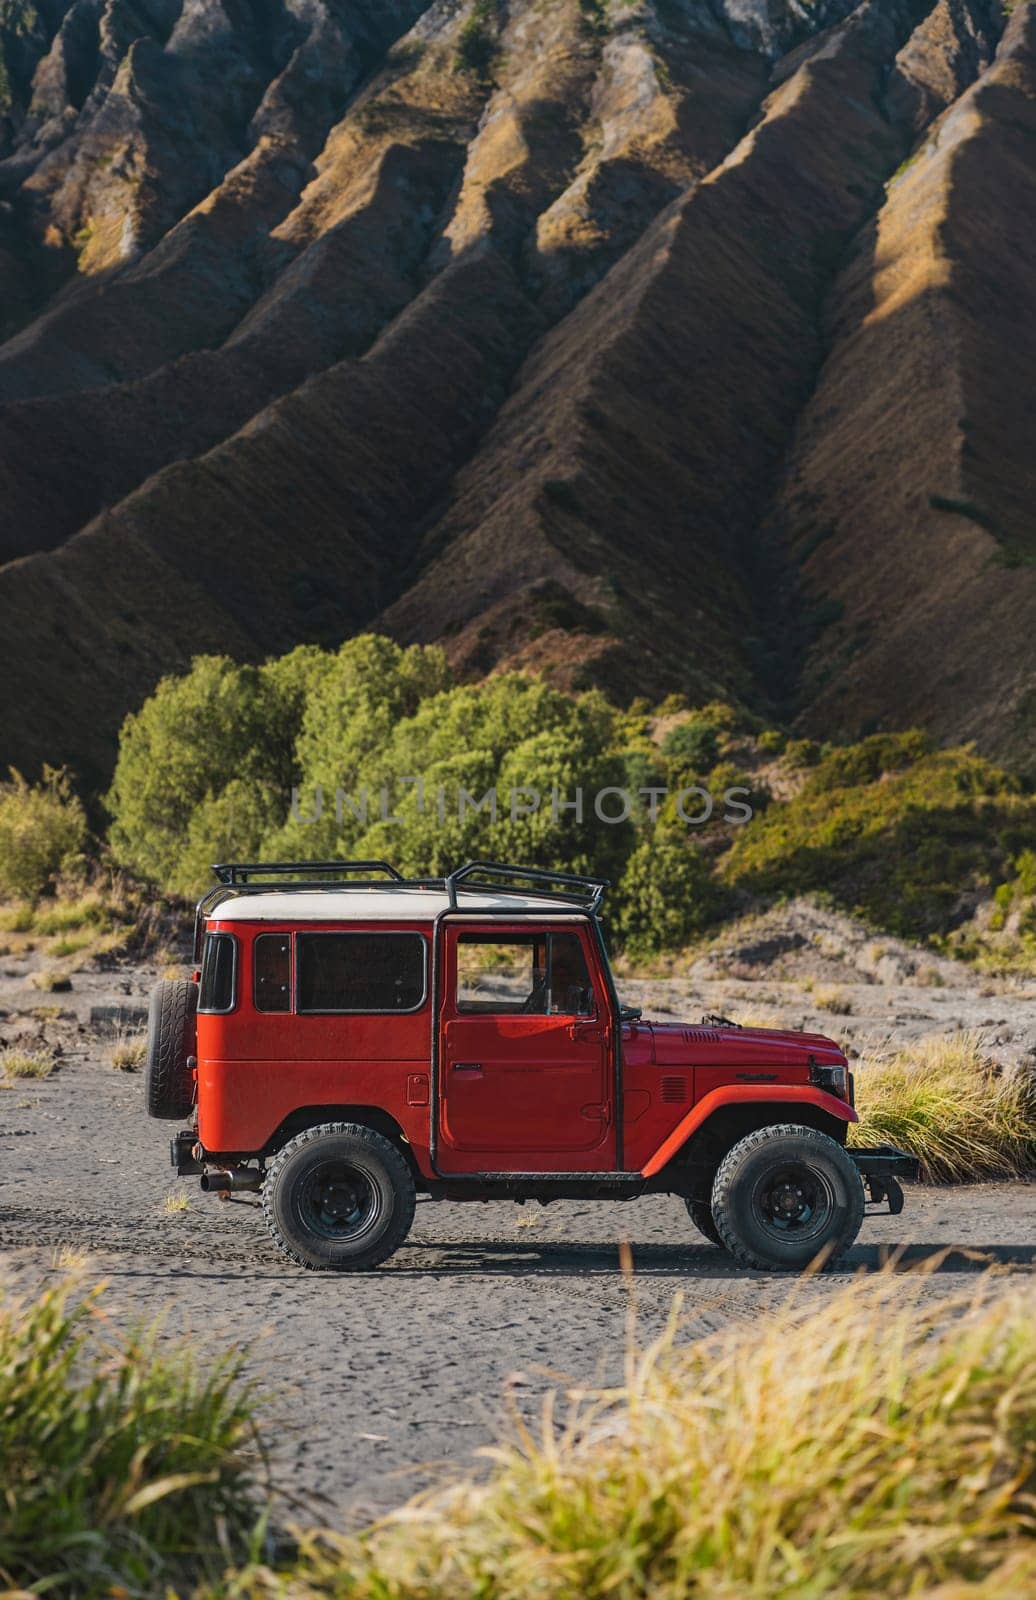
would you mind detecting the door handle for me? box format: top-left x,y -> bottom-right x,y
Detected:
452,1062 -> 483,1073
568,1021 -> 606,1043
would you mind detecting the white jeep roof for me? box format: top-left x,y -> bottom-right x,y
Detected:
210,886 -> 587,924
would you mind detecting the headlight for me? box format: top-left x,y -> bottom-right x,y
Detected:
810,1060 -> 848,1099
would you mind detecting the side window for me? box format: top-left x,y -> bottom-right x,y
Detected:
199,933 -> 236,1013
296,933 -> 426,1013
457,936 -> 546,1014
549,933 -> 594,1016
456,932 -> 594,1016
254,933 -> 291,1013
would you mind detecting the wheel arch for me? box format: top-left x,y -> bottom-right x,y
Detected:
644,1087 -> 854,1190
262,1105 -> 419,1175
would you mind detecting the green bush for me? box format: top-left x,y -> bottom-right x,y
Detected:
104,639 -> 1034,962
455,0 -> 499,80
106,655 -> 288,892
351,676 -> 632,882
268,634 -> 454,861
722,735 -> 1035,941
613,832 -> 727,956
0,1283 -> 259,1596
660,718 -> 719,774
106,640 -> 631,896
0,766 -> 88,899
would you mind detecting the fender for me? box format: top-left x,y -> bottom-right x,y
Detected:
640,1085 -> 858,1179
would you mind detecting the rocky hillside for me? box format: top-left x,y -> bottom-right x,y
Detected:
0,0 -> 1032,787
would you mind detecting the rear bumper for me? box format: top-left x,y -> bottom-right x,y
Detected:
849,1144 -> 919,1216
170,1130 -> 204,1176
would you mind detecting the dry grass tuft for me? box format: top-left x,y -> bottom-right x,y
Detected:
1,1045 -> 56,1080
813,983 -> 852,1014
51,1244 -> 88,1270
110,1031 -> 147,1072
851,1032 -> 1036,1182
29,969 -> 72,993
219,1271 -> 1036,1600
736,1008 -> 789,1031
163,1192 -> 190,1215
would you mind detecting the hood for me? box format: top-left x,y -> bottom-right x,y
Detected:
645,1019 -> 847,1069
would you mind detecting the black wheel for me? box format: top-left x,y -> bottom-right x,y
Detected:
144,979 -> 197,1120
711,1124 -> 864,1272
263,1122 -> 416,1271
684,1197 -> 724,1247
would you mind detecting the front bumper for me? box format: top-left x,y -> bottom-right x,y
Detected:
849,1144 -> 919,1214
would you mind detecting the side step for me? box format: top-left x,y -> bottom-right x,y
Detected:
849,1144 -> 919,1215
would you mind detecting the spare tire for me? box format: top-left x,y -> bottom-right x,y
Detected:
144,979 -> 198,1121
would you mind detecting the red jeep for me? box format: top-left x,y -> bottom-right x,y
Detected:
146,860 -> 917,1272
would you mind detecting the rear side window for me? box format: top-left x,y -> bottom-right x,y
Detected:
297,933 -> 426,1013
254,933 -> 291,1012
199,933 -> 236,1013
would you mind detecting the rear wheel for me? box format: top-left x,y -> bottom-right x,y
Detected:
710,1124 -> 864,1272
684,1197 -> 723,1247
263,1123 -> 416,1271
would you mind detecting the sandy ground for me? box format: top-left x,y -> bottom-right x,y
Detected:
1,936 -> 1034,1526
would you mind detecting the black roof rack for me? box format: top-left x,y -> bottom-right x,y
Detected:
212,860 -> 404,887
193,859 -> 609,958
445,860 -> 608,912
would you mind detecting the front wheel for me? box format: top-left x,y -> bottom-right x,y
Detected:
710,1124 -> 864,1272
263,1123 -> 416,1271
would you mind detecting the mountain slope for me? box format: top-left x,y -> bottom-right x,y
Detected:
0,0 -> 1031,785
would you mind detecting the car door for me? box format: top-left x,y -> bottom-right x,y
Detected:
438,923 -> 615,1171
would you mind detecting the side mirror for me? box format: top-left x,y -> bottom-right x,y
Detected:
619,1003 -> 643,1022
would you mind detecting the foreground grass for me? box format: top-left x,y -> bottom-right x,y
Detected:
0,1285 -> 261,1596
851,1032 -> 1036,1181
211,1273 -> 1036,1600
3,1273 -> 1034,1598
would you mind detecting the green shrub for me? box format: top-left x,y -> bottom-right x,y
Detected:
455,0 -> 499,80
801,729 -> 930,793
106,655 -> 285,890
722,736 -> 1035,941
32,892 -> 110,934
613,832 -> 727,956
782,737 -> 822,769
660,718 -> 719,774
579,0 -> 610,35
0,766 -> 88,899
0,1284 -> 260,1596
110,638 -> 633,896
350,676 -> 632,883
213,1273 -> 1036,1600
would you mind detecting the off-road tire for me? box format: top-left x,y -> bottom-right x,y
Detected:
144,979 -> 198,1120
711,1123 -> 864,1272
684,1197 -> 724,1247
263,1122 -> 416,1271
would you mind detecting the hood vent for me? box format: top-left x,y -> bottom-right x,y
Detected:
660,1075 -> 688,1104
681,1029 -> 721,1045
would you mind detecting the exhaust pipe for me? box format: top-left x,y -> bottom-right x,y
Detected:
201,1165 -> 262,1193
